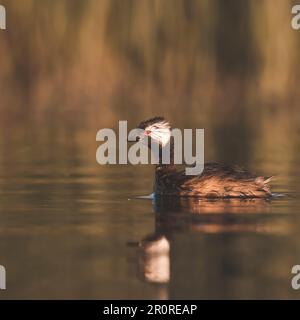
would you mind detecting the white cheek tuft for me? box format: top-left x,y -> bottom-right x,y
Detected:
144,122 -> 171,146
160,130 -> 171,146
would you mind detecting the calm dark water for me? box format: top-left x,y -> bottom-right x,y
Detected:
0,121 -> 300,300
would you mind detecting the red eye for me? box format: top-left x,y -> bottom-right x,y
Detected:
145,130 -> 151,136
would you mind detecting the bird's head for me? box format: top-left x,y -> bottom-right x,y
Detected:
137,117 -> 171,147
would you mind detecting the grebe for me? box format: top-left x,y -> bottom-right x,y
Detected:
137,117 -> 273,198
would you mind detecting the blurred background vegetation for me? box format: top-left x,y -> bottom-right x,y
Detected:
0,0 -> 299,172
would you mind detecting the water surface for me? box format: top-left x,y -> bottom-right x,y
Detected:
0,125 -> 300,299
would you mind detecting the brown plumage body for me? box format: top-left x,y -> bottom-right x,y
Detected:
137,117 -> 273,198
155,162 -> 272,198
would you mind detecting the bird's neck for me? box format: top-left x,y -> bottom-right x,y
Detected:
154,137 -> 177,174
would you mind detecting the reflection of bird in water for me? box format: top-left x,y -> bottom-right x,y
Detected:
130,197 -> 278,288
136,117 -> 273,198
137,233 -> 170,285
153,196 -> 277,234
153,196 -> 272,215
127,231 -> 171,299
